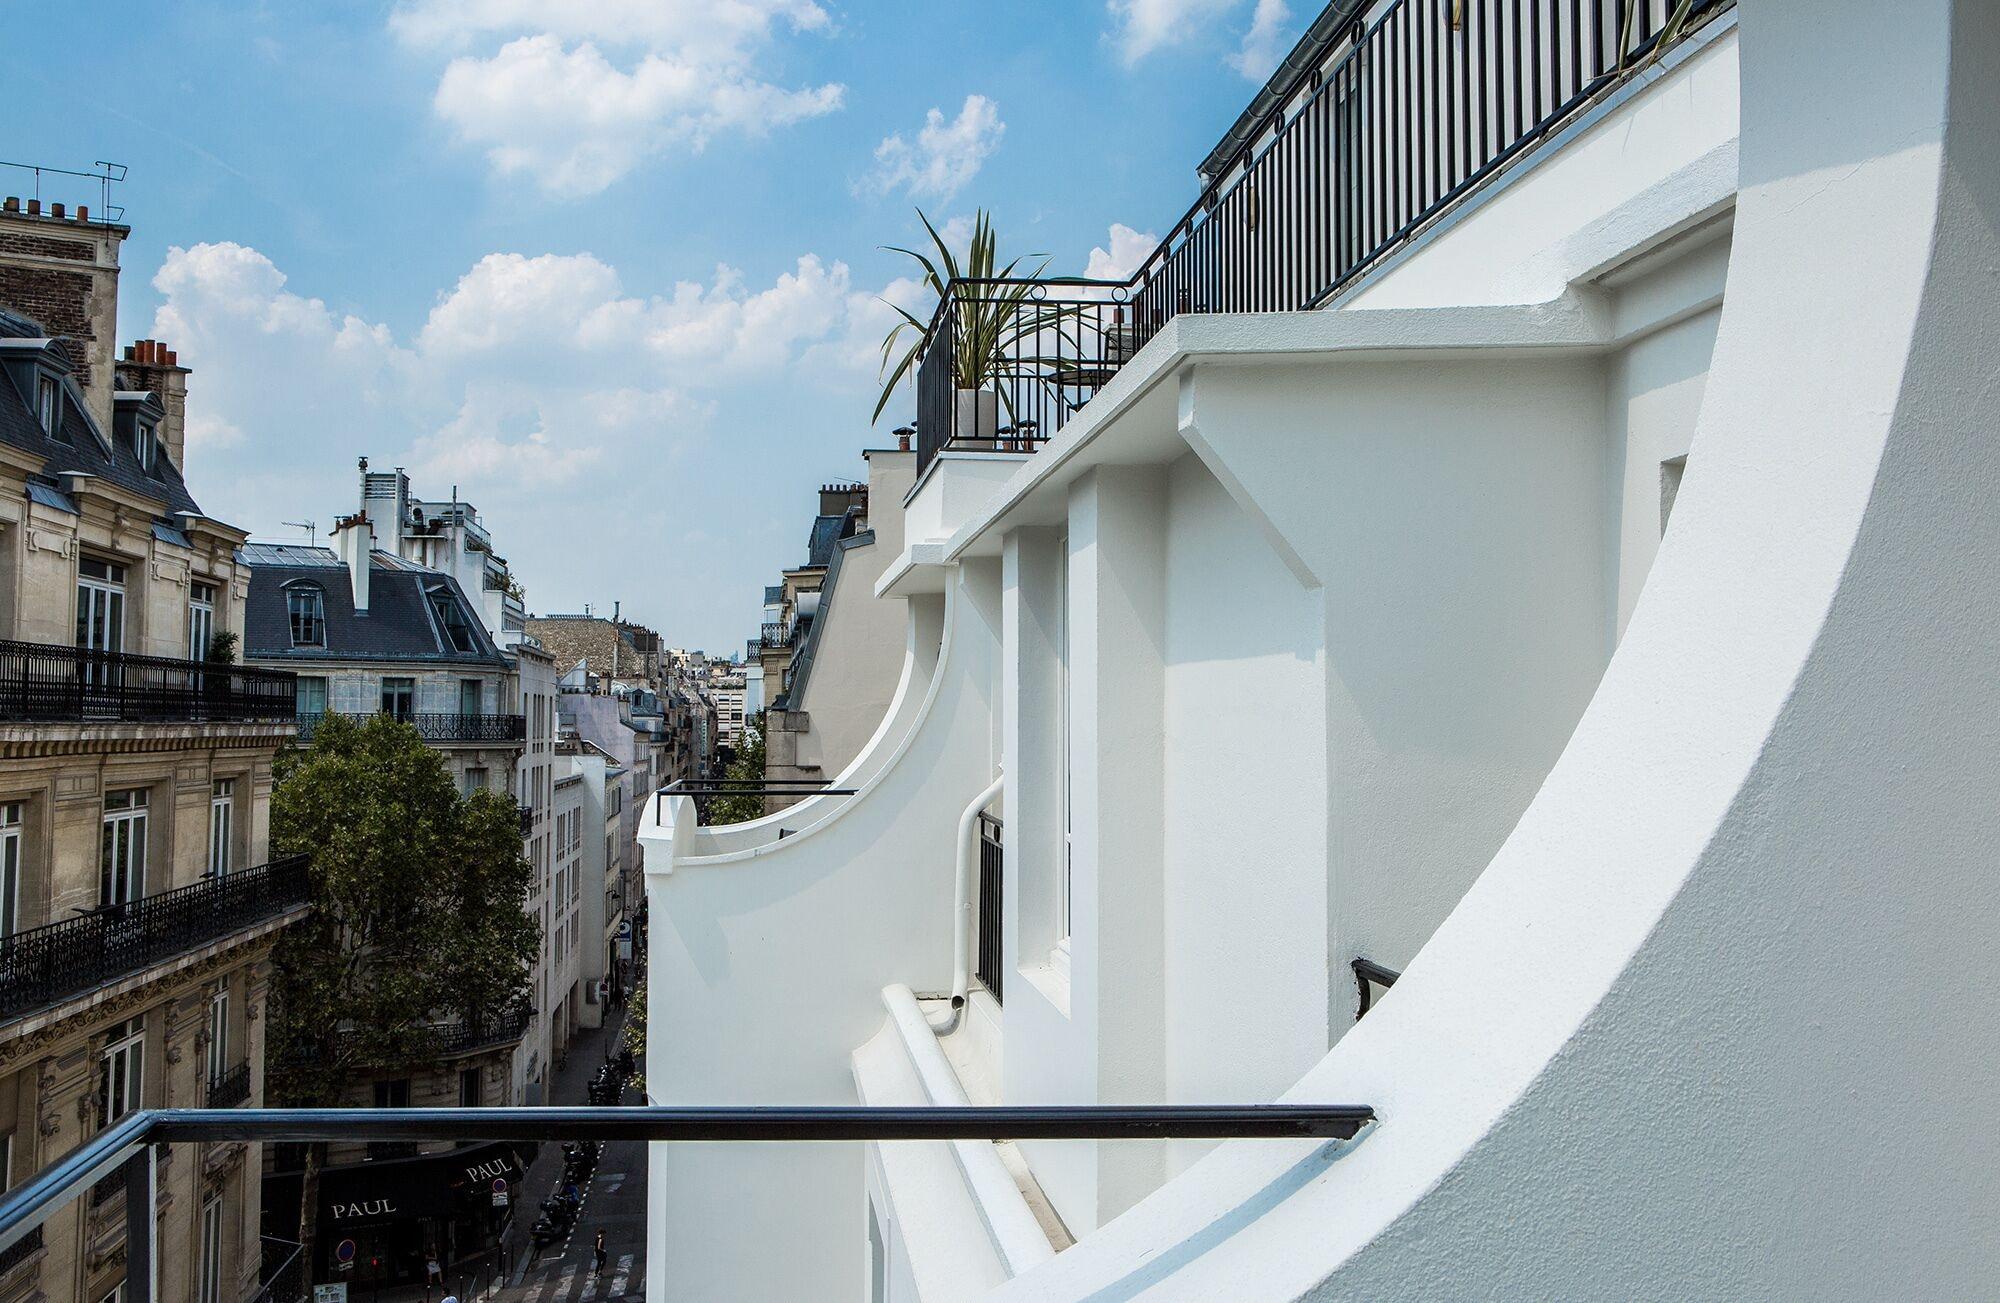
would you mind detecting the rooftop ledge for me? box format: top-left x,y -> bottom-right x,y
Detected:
932,280 -> 1706,570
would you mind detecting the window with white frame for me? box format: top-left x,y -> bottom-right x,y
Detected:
35,374 -> 58,435
198,1194 -> 224,1303
99,1016 -> 144,1124
206,983 -> 229,1085
208,779 -> 234,877
99,789 -> 147,908
286,585 -> 325,647
188,581 -> 217,662
135,422 -> 157,474
76,557 -> 126,658
0,803 -> 20,939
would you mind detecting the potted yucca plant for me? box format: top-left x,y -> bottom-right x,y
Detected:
875,210 -> 1057,444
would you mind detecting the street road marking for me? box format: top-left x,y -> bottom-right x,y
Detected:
607,1254 -> 633,1299
554,1264 -> 578,1302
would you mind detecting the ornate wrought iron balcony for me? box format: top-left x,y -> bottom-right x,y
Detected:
760,622 -> 797,650
0,857 -> 310,1025
0,640 -> 296,725
207,1062 -> 252,1108
910,0 -> 1733,477
295,711 -> 527,744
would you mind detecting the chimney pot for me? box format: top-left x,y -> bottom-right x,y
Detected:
25,199 -> 39,216
138,341 -> 153,364
49,203 -> 64,220
1,197 -> 15,213
75,205 -> 86,222
164,349 -> 177,366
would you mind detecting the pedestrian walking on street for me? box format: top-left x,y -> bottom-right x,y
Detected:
594,1229 -> 608,1277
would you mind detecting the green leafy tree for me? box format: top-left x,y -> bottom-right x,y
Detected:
265,713 -> 538,1271
708,711 -> 767,825
622,979 -> 646,1097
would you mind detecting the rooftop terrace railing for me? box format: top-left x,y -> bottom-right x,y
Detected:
296,711 -> 527,744
0,640 -> 297,725
0,856 -> 310,1025
913,0 -> 1733,476
0,1103 -> 1375,1296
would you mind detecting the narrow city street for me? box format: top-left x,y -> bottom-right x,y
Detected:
491,1010 -> 647,1303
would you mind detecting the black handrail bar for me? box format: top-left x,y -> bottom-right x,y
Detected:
653,778 -> 860,821
0,1103 -> 1375,1257
1353,957 -> 1402,1017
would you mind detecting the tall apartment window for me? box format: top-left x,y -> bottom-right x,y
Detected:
459,678 -> 482,716
286,585 -> 325,647
0,803 -> 20,939
188,581 -> 217,662
459,1067 -> 481,1109
462,766 -> 488,797
198,1195 -> 224,1303
99,1016 -> 144,1124
381,678 -> 415,719
100,789 -> 148,907
76,557 -> 126,658
372,1079 -> 410,1109
34,375 -> 57,435
296,675 -> 328,718
135,422 -> 158,474
208,779 -> 235,877
206,984 -> 229,1084
0,1132 -> 11,1194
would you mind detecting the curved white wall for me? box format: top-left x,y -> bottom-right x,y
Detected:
990,0 -> 2000,1296
643,565 -> 1002,1302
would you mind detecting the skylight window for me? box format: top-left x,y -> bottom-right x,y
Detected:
287,585 -> 326,647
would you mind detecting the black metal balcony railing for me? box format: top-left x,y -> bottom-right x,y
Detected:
760,622 -> 796,650
0,1103 -> 1375,1297
976,813 -> 1004,1005
0,857 -> 310,1024
518,802 -> 535,835
913,0 -> 1731,476
207,1062 -> 252,1108
0,640 -> 297,725
296,711 -> 527,744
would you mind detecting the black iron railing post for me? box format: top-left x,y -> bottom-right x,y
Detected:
121,1146 -> 155,1303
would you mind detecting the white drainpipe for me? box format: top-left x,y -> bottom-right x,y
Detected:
952,773 -> 1006,1009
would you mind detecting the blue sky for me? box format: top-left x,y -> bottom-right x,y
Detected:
3,0 -> 1304,653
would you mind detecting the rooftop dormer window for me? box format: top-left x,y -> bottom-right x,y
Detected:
430,588 -> 479,655
286,585 -> 326,648
35,374 -> 58,436
134,422 -> 157,473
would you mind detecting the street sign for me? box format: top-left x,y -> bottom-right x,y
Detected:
492,1177 -> 510,1208
616,920 -> 632,939
334,1239 -> 357,1267
314,1285 -> 348,1303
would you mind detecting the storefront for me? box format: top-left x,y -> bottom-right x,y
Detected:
264,1140 -> 533,1287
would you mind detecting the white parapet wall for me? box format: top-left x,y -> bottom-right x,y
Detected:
982,0 -> 2000,1296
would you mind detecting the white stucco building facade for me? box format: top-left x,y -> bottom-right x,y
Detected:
642,0 -> 2000,1297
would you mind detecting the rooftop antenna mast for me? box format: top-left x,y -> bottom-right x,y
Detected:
283,520 -> 318,547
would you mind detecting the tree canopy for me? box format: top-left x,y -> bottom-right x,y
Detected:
265,712 -> 538,1105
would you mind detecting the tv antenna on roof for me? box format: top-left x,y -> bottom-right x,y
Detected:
284,520 -> 318,547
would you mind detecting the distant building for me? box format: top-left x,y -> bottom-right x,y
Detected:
0,194 -> 302,1303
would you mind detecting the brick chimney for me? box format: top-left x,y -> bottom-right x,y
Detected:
0,200 -> 125,433
116,339 -> 190,472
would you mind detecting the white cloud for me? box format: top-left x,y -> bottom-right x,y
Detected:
1229,0 -> 1292,80
1109,0 -> 1296,77
149,241 -> 889,506
1084,223 -> 1160,281
1108,0 -> 1240,64
862,96 -> 1005,202
393,0 -> 843,195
